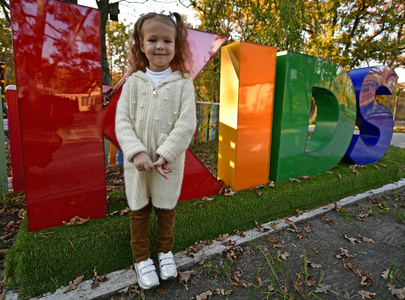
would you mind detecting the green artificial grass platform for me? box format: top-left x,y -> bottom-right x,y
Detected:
3,146 -> 404,299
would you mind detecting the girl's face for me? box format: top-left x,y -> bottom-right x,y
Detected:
140,18 -> 176,72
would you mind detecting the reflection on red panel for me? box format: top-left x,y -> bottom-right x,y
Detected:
6,86 -> 24,192
178,150 -> 222,202
10,0 -> 106,231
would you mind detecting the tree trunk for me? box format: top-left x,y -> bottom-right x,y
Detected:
97,0 -> 111,86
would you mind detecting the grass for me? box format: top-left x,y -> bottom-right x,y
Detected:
3,145 -> 404,299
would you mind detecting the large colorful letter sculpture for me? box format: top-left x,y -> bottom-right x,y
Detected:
344,66 -> 398,164
218,42 -> 276,190
10,0 -> 107,231
269,51 -> 357,182
10,0 -> 227,231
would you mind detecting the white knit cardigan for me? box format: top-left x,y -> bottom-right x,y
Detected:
115,71 -> 196,211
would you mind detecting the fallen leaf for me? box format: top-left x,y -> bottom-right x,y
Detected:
309,262 -> 322,269
268,181 -> 275,188
73,275 -> 84,285
285,217 -> 297,230
215,234 -> 229,241
224,189 -> 235,197
222,239 -> 237,247
178,270 -> 196,285
321,214 -> 335,225
196,290 -> 212,300
306,275 -> 316,287
199,251 -> 206,265
268,236 -> 281,243
358,234 -> 374,243
342,232 -> 361,244
381,268 -> 393,280
255,274 -> 262,288
298,175 -> 310,180
118,286 -> 129,294
336,247 -> 355,259
64,275 -> 84,293
293,280 -> 305,298
233,230 -> 245,237
314,284 -> 331,293
358,290 -> 377,299
214,288 -> 232,296
289,178 -> 301,183
280,252 -> 290,260
388,283 -> 405,299
270,223 -> 279,230
360,275 -> 375,286
254,220 -> 269,232
273,241 -> 287,249
304,222 -> 314,233
62,216 -> 90,226
202,196 -> 214,202
0,249 -> 7,259
313,248 -> 320,254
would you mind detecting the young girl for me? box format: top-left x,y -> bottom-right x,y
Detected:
115,12 -> 196,290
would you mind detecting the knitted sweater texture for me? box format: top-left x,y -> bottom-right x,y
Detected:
115,71 -> 196,211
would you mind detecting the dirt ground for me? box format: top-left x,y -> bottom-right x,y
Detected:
99,191 -> 405,300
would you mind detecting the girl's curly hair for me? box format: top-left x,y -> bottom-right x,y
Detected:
130,12 -> 192,78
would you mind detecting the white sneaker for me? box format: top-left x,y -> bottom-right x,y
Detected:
134,258 -> 159,290
158,251 -> 177,280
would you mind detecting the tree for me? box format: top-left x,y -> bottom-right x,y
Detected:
0,12 -> 15,86
106,19 -> 132,86
303,0 -> 405,70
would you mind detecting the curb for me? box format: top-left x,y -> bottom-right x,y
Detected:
5,178 -> 405,300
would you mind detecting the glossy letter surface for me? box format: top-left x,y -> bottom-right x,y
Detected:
344,66 -> 397,164
218,41 -> 276,190
11,0 -> 106,231
270,51 -> 356,181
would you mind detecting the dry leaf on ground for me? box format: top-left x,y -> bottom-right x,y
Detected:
358,290 -> 377,299
388,283 -> 405,299
304,222 -> 314,232
382,268 -> 393,280
336,247 -> 355,259
342,232 -> 361,244
196,290 -> 212,300
254,220 -> 269,232
361,275 -> 375,286
358,234 -> 375,243
64,275 -> 84,293
178,270 -> 196,284
314,284 -> 331,293
63,216 -> 90,226
202,196 -> 214,202
321,214 -> 335,225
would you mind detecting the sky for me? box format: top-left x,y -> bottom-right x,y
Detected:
76,0 -> 405,83
77,0 -> 201,26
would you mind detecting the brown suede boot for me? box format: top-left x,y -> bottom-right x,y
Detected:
154,208 -> 176,253
130,203 -> 153,263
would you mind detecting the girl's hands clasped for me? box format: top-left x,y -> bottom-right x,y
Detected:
132,153 -> 172,180
153,156 -> 172,180
132,152 -> 154,171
